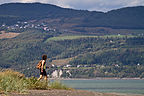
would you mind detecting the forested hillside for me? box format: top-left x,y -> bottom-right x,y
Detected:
0,3 -> 144,78
0,28 -> 144,78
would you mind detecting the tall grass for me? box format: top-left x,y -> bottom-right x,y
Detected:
0,69 -> 70,93
26,77 -> 49,90
0,69 -> 27,93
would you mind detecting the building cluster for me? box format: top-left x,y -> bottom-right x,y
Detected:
0,21 -> 56,32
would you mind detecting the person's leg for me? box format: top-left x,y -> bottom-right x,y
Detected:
43,69 -> 47,81
38,75 -> 43,80
38,69 -> 43,80
44,76 -> 47,81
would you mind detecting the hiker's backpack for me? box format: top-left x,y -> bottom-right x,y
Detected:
36,60 -> 42,69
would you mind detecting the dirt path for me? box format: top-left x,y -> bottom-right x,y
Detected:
4,90 -> 144,96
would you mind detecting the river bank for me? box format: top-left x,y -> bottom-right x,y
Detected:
5,89 -> 144,96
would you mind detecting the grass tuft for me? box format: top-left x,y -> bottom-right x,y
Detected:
49,81 -> 70,90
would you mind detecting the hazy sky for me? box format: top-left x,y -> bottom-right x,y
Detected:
0,0 -> 144,12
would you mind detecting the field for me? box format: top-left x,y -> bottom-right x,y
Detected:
46,35 -> 135,42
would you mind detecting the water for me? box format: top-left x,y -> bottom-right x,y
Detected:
60,79 -> 144,94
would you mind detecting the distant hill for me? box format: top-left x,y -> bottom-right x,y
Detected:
0,3 -> 144,29
82,6 -> 144,29
0,3 -> 98,26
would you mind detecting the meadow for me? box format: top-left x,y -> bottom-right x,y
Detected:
46,35 -> 135,42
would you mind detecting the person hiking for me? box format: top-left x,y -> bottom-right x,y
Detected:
38,54 -> 48,81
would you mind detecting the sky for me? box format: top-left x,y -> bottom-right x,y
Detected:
0,0 -> 144,12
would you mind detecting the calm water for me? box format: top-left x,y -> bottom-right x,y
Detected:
60,79 -> 144,94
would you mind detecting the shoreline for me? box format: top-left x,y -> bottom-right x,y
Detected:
49,77 -> 144,80
7,89 -> 144,96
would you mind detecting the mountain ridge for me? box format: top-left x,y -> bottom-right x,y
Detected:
0,3 -> 144,29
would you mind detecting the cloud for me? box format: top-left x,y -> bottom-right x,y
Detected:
0,0 -> 144,12
21,0 -> 35,2
57,0 -> 144,11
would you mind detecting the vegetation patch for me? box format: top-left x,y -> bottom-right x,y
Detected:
49,81 -> 70,90
0,69 -> 26,93
0,69 -> 70,93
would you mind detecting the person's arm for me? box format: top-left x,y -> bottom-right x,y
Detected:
41,60 -> 45,72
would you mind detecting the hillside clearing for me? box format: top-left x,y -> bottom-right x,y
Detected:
0,31 -> 20,39
50,58 -> 73,66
